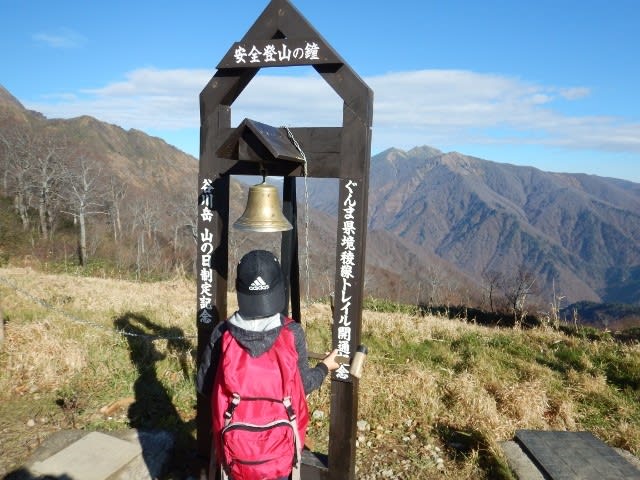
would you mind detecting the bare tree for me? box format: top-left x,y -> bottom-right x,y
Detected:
442,277 -> 461,305
130,200 -> 160,243
168,190 -> 198,255
0,127 -> 9,194
502,266 -> 538,322
482,269 -> 503,313
423,265 -> 444,306
129,200 -> 162,275
0,152 -> 7,196
0,125 -> 34,229
31,130 -> 66,239
60,152 -> 105,266
549,279 -> 565,329
0,112 -> 15,194
106,177 -> 127,242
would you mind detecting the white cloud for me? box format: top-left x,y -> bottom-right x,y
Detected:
32,28 -> 86,49
30,68 -> 210,129
25,67 -> 640,155
559,87 -> 591,100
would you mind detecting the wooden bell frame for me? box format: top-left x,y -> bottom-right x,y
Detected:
195,1 -> 373,478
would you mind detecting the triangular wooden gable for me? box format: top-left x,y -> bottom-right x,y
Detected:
201,0 -> 372,123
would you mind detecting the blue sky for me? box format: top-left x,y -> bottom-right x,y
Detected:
2,0 -> 639,182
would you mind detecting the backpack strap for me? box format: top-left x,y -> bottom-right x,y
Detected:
278,315 -> 303,480
223,393 -> 241,427
283,396 -> 302,480
220,393 -> 237,480
280,313 -> 295,327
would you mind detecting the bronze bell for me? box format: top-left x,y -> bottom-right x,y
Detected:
233,181 -> 293,232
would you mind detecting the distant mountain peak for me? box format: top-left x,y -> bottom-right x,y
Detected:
375,146 -> 407,157
437,151 -> 481,173
0,84 -> 32,123
407,145 -> 443,158
0,85 -> 23,107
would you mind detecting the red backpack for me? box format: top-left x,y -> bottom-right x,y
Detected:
211,317 -> 309,480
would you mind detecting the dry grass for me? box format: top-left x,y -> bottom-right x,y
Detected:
1,267 -> 639,479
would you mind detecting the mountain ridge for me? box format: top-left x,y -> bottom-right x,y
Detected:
2,84 -> 638,308
367,148 -> 640,304
1,85 -> 475,305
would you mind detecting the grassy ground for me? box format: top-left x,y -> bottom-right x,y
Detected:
1,267 -> 639,479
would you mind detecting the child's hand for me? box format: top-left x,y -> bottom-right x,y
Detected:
322,349 -> 341,371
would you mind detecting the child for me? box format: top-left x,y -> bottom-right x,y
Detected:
197,249 -> 339,480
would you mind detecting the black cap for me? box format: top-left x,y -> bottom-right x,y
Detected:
236,250 -> 286,319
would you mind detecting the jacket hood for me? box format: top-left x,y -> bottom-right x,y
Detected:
227,312 -> 284,357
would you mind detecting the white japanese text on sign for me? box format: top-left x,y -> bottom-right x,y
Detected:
233,41 -> 320,65
198,178 -> 214,324
335,180 -> 358,380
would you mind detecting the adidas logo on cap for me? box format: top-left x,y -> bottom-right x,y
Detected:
248,276 -> 270,291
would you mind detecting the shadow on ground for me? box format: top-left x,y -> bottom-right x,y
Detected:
114,312 -> 203,478
3,468 -> 74,480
